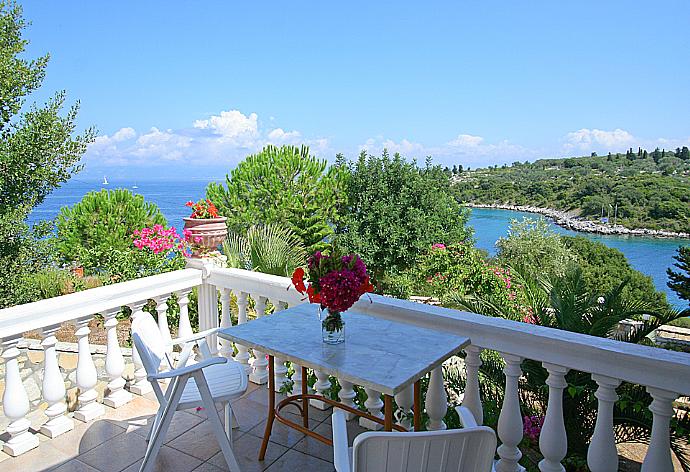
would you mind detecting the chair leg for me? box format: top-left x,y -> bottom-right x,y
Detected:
194,372 -> 241,472
224,403 -> 233,444
146,408 -> 162,443
140,376 -> 186,472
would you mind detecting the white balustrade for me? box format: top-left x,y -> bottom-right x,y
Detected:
292,363 -> 303,394
641,387 -> 678,472
249,296 -> 269,384
234,291 -> 251,373
270,299 -> 289,392
587,375 -> 621,472
39,325 -> 74,438
73,316 -> 105,422
538,363 -> 570,472
496,353 -> 525,472
129,301 -> 153,395
394,385 -> 413,429
425,366 -> 447,431
177,289 -> 193,340
154,295 -> 172,352
1,336 -> 40,456
462,345 -> 484,425
219,288 -> 233,358
102,308 -> 132,408
311,369 -> 332,410
197,281 -> 219,353
360,388 -> 384,430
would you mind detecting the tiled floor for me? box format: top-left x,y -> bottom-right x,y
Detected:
0,382 -> 367,472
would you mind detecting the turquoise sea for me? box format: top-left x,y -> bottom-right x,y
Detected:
28,179 -> 688,309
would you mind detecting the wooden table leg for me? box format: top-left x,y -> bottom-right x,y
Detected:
384,395 -> 393,431
301,366 -> 309,429
413,380 -> 421,431
259,356 -> 275,461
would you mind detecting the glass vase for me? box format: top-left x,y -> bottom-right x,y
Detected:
318,307 -> 345,344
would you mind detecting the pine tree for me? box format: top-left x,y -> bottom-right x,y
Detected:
668,246 -> 690,303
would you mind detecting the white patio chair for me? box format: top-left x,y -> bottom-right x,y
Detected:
131,311 -> 247,472
332,405 -> 496,472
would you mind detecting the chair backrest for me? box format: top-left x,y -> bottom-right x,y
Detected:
352,426 -> 496,472
131,311 -> 168,380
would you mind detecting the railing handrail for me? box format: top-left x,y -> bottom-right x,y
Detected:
0,268 -> 203,339
208,267 -> 690,395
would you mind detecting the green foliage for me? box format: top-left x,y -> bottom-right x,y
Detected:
563,235 -> 670,309
668,246 -> 690,304
223,224 -> 307,277
496,218 -> 576,280
336,150 -> 473,285
55,189 -> 181,282
207,145 -> 345,251
0,1 -> 94,307
454,151 -> 690,233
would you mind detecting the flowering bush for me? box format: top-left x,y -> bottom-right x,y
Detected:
185,199 -> 219,219
523,415 -> 544,444
132,224 -> 201,257
291,248 -> 374,314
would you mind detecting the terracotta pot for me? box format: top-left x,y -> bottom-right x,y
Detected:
183,217 -> 228,256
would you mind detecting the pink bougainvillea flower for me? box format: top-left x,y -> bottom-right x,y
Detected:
432,243 -> 446,250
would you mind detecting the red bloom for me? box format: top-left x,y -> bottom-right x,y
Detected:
306,285 -> 321,304
291,268 -> 307,294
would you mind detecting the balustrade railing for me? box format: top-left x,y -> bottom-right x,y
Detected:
1,261 -> 688,472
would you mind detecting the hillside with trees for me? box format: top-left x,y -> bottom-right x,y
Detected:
452,147 -> 690,233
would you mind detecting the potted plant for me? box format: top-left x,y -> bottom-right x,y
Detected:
183,199 -> 227,257
291,248 -> 374,344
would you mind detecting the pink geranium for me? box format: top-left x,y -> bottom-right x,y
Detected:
132,224 -> 201,257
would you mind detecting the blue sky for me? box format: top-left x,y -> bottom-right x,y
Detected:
20,1 -> 690,180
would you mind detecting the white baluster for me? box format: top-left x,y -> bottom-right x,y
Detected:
197,282 -> 219,353
538,363 -> 569,472
39,325 -> 74,438
311,369 -> 332,411
360,388 -> 384,430
129,301 -> 153,395
462,345 -> 484,425
641,387 -> 678,472
249,296 -> 269,384
425,366 -> 447,431
292,363 -> 303,394
234,291 -> 251,374
270,299 -> 289,392
496,354 -> 525,472
394,385 -> 413,429
73,316 -> 106,422
102,309 -> 132,408
155,295 -> 173,351
1,336 -> 39,456
177,289 -> 193,340
219,288 -> 233,358
587,375 -> 621,472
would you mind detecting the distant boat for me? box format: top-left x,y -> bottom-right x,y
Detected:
102,176 -> 109,185
132,183 -> 138,189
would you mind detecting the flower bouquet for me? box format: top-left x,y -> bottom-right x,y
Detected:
291,249 -> 374,344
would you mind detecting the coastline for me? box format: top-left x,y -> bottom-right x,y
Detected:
466,203 -> 690,240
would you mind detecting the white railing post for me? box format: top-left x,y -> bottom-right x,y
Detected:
587,375 -> 621,472
219,288 -> 233,358
311,369 -> 332,410
176,289 -> 193,340
394,385 -> 413,429
129,301 -> 153,395
249,295 -> 269,384
496,353 -> 525,472
234,291 -> 251,374
339,379 -> 358,421
425,366 -> 447,431
270,299 -> 289,392
197,282 -> 219,354
1,336 -> 39,456
360,388 -> 384,430
73,316 -> 106,422
154,295 -> 173,351
539,363 -> 570,472
462,345 -> 484,425
102,308 -> 132,408
641,387 -> 678,472
39,325 -> 74,438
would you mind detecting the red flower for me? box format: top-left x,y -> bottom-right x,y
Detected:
360,275 -> 374,294
291,268 -> 307,294
306,285 -> 321,304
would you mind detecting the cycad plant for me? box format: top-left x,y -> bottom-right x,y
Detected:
222,224 -> 307,277
452,267 -> 690,470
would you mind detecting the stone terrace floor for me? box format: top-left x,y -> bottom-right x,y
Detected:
0,382 -> 364,472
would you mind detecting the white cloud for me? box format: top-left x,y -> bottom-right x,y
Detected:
193,110 -> 258,139
267,128 -> 301,141
447,134 -> 484,147
564,128 -> 635,152
112,127 -> 136,141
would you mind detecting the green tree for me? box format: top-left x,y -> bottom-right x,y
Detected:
207,145 -> 345,251
668,246 -> 690,303
0,1 -> 94,307
335,150 -> 472,286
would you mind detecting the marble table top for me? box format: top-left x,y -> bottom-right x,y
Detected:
217,303 -> 470,395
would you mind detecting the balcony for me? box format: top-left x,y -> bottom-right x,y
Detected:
1,260 -> 689,471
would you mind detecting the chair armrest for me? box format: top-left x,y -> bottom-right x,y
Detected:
331,409 -> 352,472
171,327 -> 221,347
455,405 -> 479,428
147,356 -> 227,381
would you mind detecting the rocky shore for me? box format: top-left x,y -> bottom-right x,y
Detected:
467,203 -> 690,239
